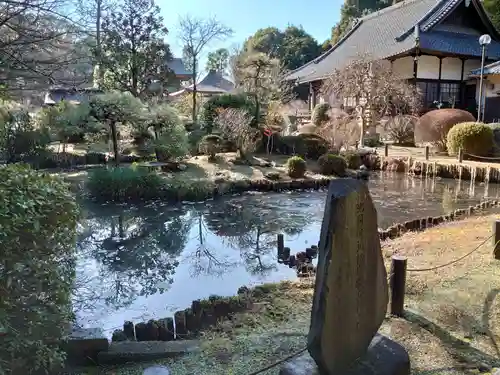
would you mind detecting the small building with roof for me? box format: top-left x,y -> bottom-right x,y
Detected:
286,0 -> 500,121
168,70 -> 235,98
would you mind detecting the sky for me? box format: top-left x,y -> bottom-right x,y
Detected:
159,0 -> 343,75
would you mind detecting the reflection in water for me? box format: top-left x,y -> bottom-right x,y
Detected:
74,172 -> 500,333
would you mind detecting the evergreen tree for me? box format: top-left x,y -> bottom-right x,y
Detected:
484,0 -> 500,32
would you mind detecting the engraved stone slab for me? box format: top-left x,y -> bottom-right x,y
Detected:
308,179 -> 389,374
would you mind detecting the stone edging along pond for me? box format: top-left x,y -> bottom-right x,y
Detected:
379,199 -> 500,241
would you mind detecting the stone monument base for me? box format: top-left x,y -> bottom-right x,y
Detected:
279,334 -> 410,375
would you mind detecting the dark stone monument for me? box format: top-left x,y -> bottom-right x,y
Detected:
280,179 -> 410,375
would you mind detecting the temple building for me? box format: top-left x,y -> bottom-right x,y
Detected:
286,0 -> 500,121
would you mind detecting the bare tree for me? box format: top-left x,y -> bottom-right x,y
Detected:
0,0 -> 94,103
322,55 -> 421,145
215,108 -> 259,160
177,15 -> 233,122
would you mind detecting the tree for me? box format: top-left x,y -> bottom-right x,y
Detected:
322,56 -> 421,145
75,0 -> 117,88
484,0 -> 500,32
206,48 -> 230,73
99,0 -> 174,98
144,104 -> 188,162
234,51 -> 294,120
177,15 -> 233,122
243,26 -> 322,70
215,108 -> 258,160
0,7 -> 90,98
86,91 -> 145,165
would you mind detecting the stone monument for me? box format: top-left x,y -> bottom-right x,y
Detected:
280,179 -> 410,375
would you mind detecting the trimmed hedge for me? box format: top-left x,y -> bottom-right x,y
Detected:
0,164 -> 80,374
341,150 -> 363,169
446,122 -> 493,156
318,153 -> 347,176
312,103 -> 330,126
286,156 -> 307,178
201,94 -> 256,133
415,108 -> 475,151
87,166 -> 165,202
275,133 -> 329,160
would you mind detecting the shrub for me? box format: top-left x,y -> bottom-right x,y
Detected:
0,164 -> 79,374
199,134 -> 222,161
286,156 -> 307,178
446,122 -> 493,156
415,108 -> 475,150
341,150 -> 363,169
318,153 -> 347,176
201,94 -> 256,133
383,115 -> 416,145
87,167 -> 164,202
312,103 -> 330,126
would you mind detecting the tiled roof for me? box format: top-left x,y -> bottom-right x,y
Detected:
167,58 -> 192,76
470,61 -> 500,76
286,0 -> 500,84
421,31 -> 500,58
185,70 -> 234,94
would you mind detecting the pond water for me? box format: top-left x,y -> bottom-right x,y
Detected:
74,172 -> 500,335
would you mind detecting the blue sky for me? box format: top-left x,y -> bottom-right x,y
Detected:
160,0 -> 343,74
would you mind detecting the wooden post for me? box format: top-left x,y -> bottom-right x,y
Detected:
493,221 -> 500,260
384,143 -> 389,157
458,148 -> 463,163
424,145 -> 429,161
390,256 -> 407,317
277,234 -> 284,258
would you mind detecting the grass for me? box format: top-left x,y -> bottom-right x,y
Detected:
72,214 -> 500,375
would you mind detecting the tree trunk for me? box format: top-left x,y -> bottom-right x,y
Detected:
111,122 -> 119,166
191,55 -> 197,123
94,0 -> 103,88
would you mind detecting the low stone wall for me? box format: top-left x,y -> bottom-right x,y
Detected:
111,284 -> 277,343
379,199 -> 500,241
381,156 -> 500,183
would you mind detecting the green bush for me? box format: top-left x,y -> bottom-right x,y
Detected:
446,122 -> 493,156
312,103 -> 330,126
199,134 -> 222,161
341,150 -> 363,169
0,164 -> 79,374
201,94 -> 256,133
318,153 -> 347,176
286,156 -> 307,178
276,134 -> 328,159
87,166 -> 164,202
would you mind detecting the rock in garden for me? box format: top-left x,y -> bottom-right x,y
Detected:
280,334 -> 409,375
308,179 -> 389,374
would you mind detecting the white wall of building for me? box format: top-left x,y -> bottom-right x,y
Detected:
391,55 -> 483,81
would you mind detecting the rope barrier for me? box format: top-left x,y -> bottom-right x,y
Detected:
406,235 -> 494,272
463,152 -> 500,161
247,346 -> 308,375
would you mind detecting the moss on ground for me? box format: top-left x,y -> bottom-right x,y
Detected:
74,214 -> 500,375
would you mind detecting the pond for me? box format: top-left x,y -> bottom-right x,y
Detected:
74,172 -> 500,335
